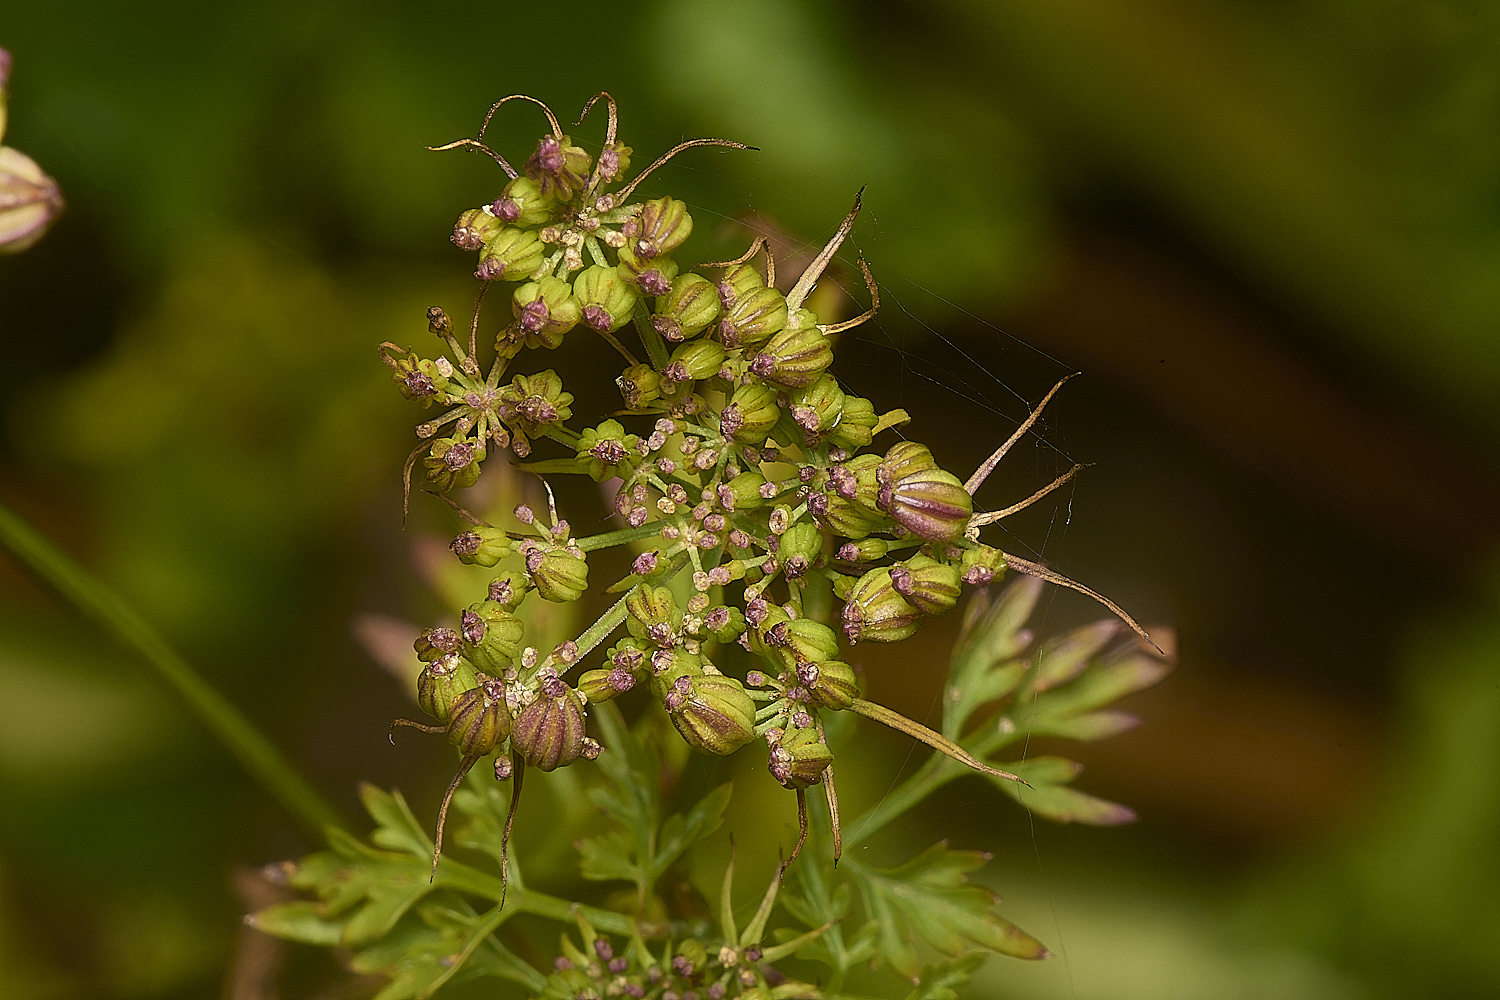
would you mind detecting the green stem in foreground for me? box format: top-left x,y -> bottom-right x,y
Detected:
0,500 -> 345,839
435,857 -> 634,935
840,704 -> 1028,852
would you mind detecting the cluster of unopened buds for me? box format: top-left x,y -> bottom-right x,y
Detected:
536,869 -> 826,1000
384,94 -> 1151,889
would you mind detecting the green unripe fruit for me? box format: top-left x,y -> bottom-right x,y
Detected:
617,363 -> 661,409
876,441 -> 973,543
625,196 -> 693,259
879,440 -> 937,478
663,674 -> 756,756
386,351 -> 450,402
775,617 -> 842,666
646,648 -> 706,699
834,537 -> 890,564
788,375 -> 845,436
575,419 -> 639,481
451,207 -> 504,251
446,674 -> 513,757
768,725 -> 833,789
475,227 -> 544,282
675,939 -> 711,978
524,134 -> 592,200
797,660 -> 860,711
748,324 -> 833,388
511,676 -> 591,771
616,246 -> 679,298
490,176 -> 554,228
578,666 -> 636,703
626,584 -> 680,644
960,544 -> 1006,586
417,655 -> 480,723
719,285 -> 788,349
499,369 -> 574,434
841,566 -> 922,644
717,262 -> 766,304
524,545 -> 589,603
572,265 -> 639,334
720,382 -> 781,444
701,604 -> 747,643
461,600 -> 525,672
414,626 -> 464,663
891,554 -> 962,616
663,338 -> 726,385
808,491 -> 888,540
827,394 -> 877,450
778,521 -> 823,575
718,470 -> 768,512
511,276 -> 581,349
485,571 -> 530,610
423,437 -> 485,491
450,525 -> 512,567
651,273 -> 721,342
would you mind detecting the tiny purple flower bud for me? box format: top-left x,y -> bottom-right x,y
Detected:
461,609 -> 486,645
633,551 -> 659,576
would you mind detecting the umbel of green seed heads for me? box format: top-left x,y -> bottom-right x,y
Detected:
384,93 -> 1153,877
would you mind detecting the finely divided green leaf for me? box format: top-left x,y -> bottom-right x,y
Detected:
247,900 -> 345,945
1026,621 -> 1121,694
903,953 -> 987,1000
1031,651 -> 1171,720
845,842 -> 1049,980
1028,708 -> 1139,742
652,782 -> 731,881
349,902 -> 522,1000
362,783 -> 434,859
577,830 -> 641,884
995,756 -> 1136,825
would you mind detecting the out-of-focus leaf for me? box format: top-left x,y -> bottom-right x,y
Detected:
654,782 -> 732,878
1029,708 -> 1139,742
362,783 -> 433,859
996,756 -> 1136,826
263,792 -> 444,947
1030,649 -> 1172,720
577,830 -> 638,885
944,578 -> 1044,737
579,782 -> 732,888
451,780 -> 521,874
904,953 -> 987,1000
348,901 -> 525,1000
845,842 -> 1049,981
1025,620 -> 1121,694
245,900 -> 343,946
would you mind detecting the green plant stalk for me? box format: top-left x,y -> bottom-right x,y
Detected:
435,856 -> 633,934
0,499 -> 345,838
842,718 -> 1025,851
571,593 -> 630,661
575,523 -> 663,553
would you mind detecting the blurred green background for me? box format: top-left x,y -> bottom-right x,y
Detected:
4,1 -> 1500,997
